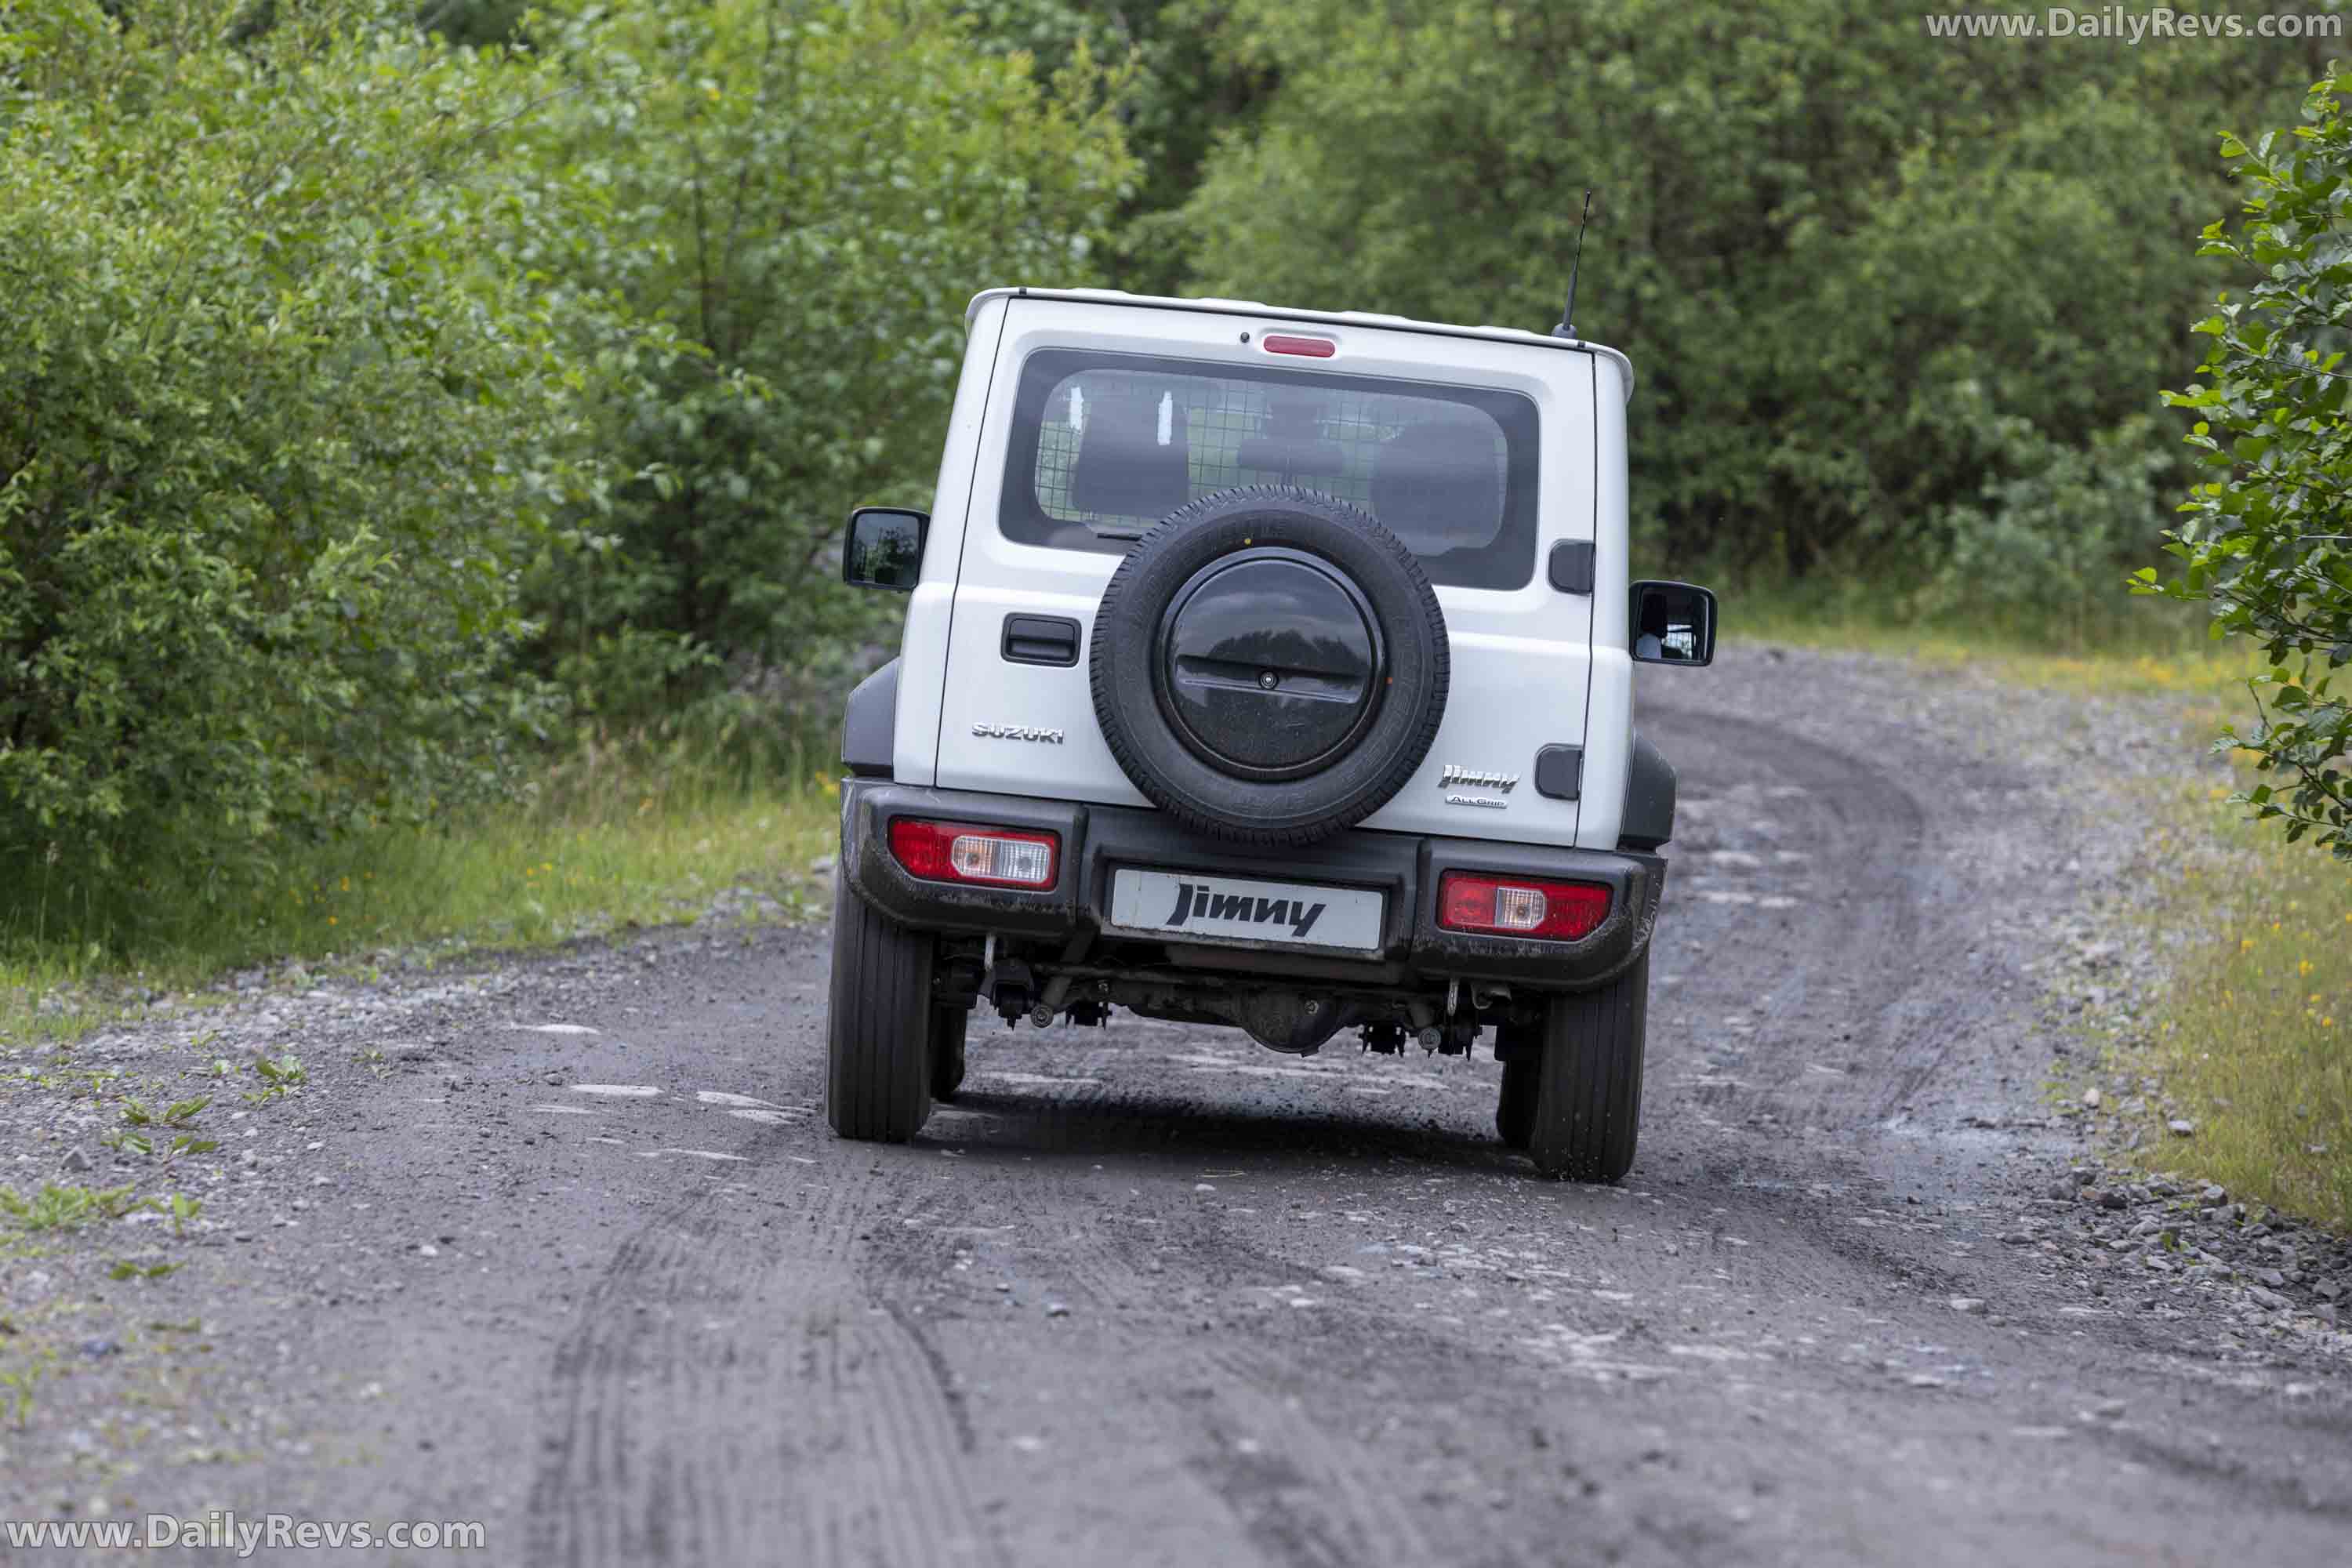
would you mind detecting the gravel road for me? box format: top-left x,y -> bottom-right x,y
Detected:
7,645 -> 2350,1566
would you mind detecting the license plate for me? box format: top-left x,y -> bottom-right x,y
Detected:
1107,869 -> 1385,951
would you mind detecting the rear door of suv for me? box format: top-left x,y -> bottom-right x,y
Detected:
917,296 -> 1600,851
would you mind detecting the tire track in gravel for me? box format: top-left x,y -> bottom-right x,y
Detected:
524,1141 -> 1003,1568
861,1065 -> 1454,1566
1638,706 -> 1941,1131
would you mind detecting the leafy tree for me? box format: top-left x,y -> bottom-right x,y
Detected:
960,0 -> 1277,295
1171,0 -> 2310,619
514,0 -> 1137,715
2151,71 -> 2352,861
0,0 -> 635,907
418,0 -> 530,48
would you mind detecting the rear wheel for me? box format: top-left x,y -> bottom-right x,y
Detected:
825,875 -> 938,1142
1525,951 -> 1649,1181
931,1006 -> 968,1101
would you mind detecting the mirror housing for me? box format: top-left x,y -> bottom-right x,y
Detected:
843,506 -> 928,592
1628,580 -> 1716,666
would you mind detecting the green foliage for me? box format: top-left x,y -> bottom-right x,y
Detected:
1928,412 -> 2179,630
246,1052 -> 307,1102
516,0 -> 1136,717
1171,0 -> 2310,607
0,0 -> 622,909
2151,73 -> 2352,862
959,0 -> 1276,293
0,1181 -> 141,1232
162,1191 -> 203,1236
0,0 -> 1127,935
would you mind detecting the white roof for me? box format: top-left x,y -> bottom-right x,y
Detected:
964,286 -> 1634,399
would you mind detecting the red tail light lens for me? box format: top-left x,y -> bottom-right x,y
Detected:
1436,872 -> 1610,940
1261,333 -> 1337,358
887,818 -> 1059,888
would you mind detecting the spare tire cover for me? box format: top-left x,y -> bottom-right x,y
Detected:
1088,486 -> 1450,846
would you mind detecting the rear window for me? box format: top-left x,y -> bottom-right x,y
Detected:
997,349 -> 1541,591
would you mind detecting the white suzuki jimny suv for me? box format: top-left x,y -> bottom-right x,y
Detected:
827,287 -> 1714,1180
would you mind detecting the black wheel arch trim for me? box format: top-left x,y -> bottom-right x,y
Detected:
1619,731 -> 1675,851
842,658 -> 900,779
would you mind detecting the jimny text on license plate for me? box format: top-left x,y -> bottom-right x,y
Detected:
1108,869 -> 1385,951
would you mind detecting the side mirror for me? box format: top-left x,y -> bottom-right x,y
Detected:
843,506 -> 928,592
1628,580 -> 1716,666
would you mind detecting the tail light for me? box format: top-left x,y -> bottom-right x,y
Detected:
1261,333 -> 1338,358
1436,872 -> 1610,940
887,818 -> 1059,888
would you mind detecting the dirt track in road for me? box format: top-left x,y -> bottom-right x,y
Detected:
9,646 -> 2352,1566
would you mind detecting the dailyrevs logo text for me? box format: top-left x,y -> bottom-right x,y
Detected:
1164,881 -> 1326,938
1922,8 -> 2340,42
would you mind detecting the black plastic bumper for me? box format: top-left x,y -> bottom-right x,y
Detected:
839,781 -> 1664,993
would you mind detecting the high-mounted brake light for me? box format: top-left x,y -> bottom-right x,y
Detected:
887,818 -> 1058,889
1261,334 -> 1337,358
1436,872 -> 1610,941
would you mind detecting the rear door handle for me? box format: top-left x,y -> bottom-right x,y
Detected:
1002,614 -> 1082,666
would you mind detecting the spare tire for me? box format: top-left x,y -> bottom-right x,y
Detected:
1088,486 -> 1449,846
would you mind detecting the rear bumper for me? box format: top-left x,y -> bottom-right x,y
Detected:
839,781 -> 1663,992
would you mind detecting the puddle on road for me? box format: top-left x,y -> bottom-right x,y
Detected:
695,1090 -> 780,1109
528,1104 -> 600,1116
568,1084 -> 663,1098
511,1023 -> 600,1035
976,1071 -> 1104,1088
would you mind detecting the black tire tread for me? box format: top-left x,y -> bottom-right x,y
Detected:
825,875 -> 935,1142
1526,951 -> 1648,1181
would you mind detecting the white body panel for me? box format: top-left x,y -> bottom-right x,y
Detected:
895,289 -> 1636,851
891,296 -> 1011,786
1573,354 -> 1634,850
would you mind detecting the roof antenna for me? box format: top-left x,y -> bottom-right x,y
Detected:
1554,189 -> 1595,340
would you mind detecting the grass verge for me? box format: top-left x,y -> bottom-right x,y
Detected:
1,736 -> 839,1049
2107,784 -> 2352,1230
1722,579 -> 2268,702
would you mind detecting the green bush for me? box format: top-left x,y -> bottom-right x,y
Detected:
1926,411 -> 2176,633
514,0 -> 1137,718
2153,71 -> 2352,862
0,0 -> 618,906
